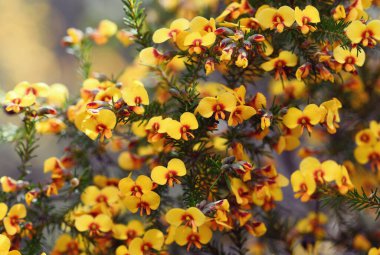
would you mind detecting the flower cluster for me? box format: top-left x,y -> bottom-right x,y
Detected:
1,0 -> 380,254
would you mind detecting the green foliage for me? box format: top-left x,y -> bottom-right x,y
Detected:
121,0 -> 152,49
322,188 -> 380,220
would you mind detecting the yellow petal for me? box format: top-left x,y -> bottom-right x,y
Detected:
129,237 -> 144,255
98,109 -> 117,129
152,28 -> 171,43
165,208 -> 185,226
136,175 -> 153,193
346,20 -> 366,43
303,104 -> 321,125
283,107 -> 303,129
261,59 -> 276,71
300,157 -> 320,174
95,214 -> 113,232
174,226 -> 192,245
75,215 -> 93,232
0,203 -> 7,221
151,166 -> 169,185
354,145 -> 371,164
279,6 -> 295,27
354,48 -> 366,66
0,234 -> 11,253
170,18 -> 190,30
124,196 -> 140,213
219,92 -> 237,112
256,8 -> 276,29
167,158 -> 187,176
196,97 -> 217,118
166,120 -> 182,140
116,245 -> 129,255
333,46 -> 350,64
9,203 -> 26,218
180,112 -> 198,129
321,160 -> 340,182
202,32 -> 216,46
187,207 -> 206,226
142,191 -> 160,210
143,229 -> 164,250
184,32 -> 202,46
199,225 -> 213,244
279,51 -> 297,67
367,20 -> 380,40
304,5 -> 320,23
81,186 -> 100,206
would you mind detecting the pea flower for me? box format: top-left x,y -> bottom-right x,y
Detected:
80,109 -> 117,141
153,18 -> 190,43
139,47 -> 166,67
283,104 -> 322,133
129,229 -> 164,255
124,191 -> 160,216
0,234 -> 21,255
261,51 -> 298,80
119,175 -> 153,198
346,20 -> 380,47
333,46 -> 365,73
256,6 -> 295,33
166,112 -> 198,140
4,203 -> 27,235
295,5 -> 320,34
4,90 -> 36,113
196,92 -> 237,120
112,220 -> 145,244
151,158 -> 187,186
75,214 -> 112,236
291,170 -> 316,202
165,207 -> 206,232
184,32 -> 216,54
174,225 -> 212,251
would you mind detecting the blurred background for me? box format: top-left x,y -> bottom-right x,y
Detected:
0,0 -> 126,178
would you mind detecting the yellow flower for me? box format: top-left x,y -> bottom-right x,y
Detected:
4,90 -> 36,113
354,142 -> 380,171
0,234 -> 22,255
333,46 -> 365,73
319,98 -> 342,134
91,20 -> 118,45
283,104 -> 322,133
369,247 -> 380,255
165,207 -> 206,232
118,151 -> 143,171
196,92 -> 237,120
14,81 -> 50,97
119,175 -> 153,198
346,20 -> 380,47
291,170 -> 316,202
0,176 -> 18,193
235,51 -> 249,68
80,109 -> 117,141
36,118 -> 66,134
112,220 -> 145,244
47,83 -> 69,107
184,32 -> 216,54
174,225 -> 212,251
62,28 -> 83,46
53,234 -> 84,254
261,51 -> 297,80
151,158 -> 187,186
153,18 -> 190,43
295,5 -> 320,34
190,16 -> 216,34
116,245 -> 130,255
256,6 -> 295,33
81,185 -> 119,207
139,47 -> 166,66
129,229 -> 164,255
245,220 -> 267,237
166,112 -> 198,140
228,105 -> 256,126
230,177 -> 251,205
4,203 -> 26,235
145,116 -> 168,143
270,79 -> 306,99
124,191 -> 160,216
75,214 -> 112,236
335,165 -> 354,194
122,80 -> 149,107
299,157 -> 339,184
